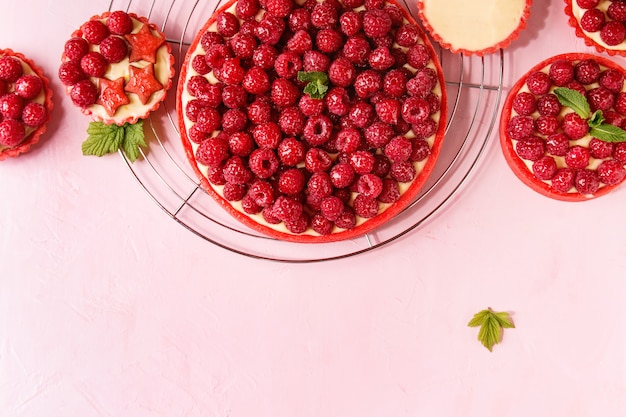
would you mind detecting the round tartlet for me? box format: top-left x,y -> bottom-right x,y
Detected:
500,52 -> 626,201
0,49 -> 53,161
417,0 -> 533,56
177,0 -> 448,243
564,0 -> 626,57
58,11 -> 175,125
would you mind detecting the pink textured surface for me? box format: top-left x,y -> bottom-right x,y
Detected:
1,1 -> 626,416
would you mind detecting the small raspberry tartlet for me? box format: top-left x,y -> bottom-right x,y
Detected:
0,49 -> 53,161
500,52 -> 626,201
565,0 -> 626,56
417,0 -> 533,56
177,0 -> 448,242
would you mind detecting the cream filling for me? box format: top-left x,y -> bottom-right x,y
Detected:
421,0 -> 527,52
181,2 -> 443,235
571,1 -> 626,51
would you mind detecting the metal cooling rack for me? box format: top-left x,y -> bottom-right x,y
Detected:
108,0 -> 504,262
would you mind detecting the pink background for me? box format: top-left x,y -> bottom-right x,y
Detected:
2,0 -> 626,415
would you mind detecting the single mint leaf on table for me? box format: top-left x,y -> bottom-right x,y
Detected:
297,71 -> 329,99
468,307 -> 515,352
554,87 -> 591,119
82,120 -> 146,163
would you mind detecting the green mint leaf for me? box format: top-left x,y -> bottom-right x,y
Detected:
297,71 -> 328,83
589,110 -> 605,128
298,71 -> 329,99
590,123 -> 626,143
554,87 -> 591,119
468,308 -> 515,352
82,121 -> 146,162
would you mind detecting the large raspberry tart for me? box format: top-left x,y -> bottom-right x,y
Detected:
417,0 -> 532,56
0,49 -> 53,161
500,52 -> 626,201
177,0 -> 448,243
59,11 -> 174,125
565,0 -> 626,56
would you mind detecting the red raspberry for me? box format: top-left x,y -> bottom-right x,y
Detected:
230,33 -> 257,59
407,67 -> 438,98
343,37 -> 371,65
616,92 -> 626,115
390,160 -> 416,182
318,196 -> 343,222
329,161 -> 356,188
275,51 -> 303,79
536,93 -> 562,116
372,33 -> 393,49
252,44 -> 278,70
253,122 -> 282,148
299,94 -> 325,116
362,9 -> 392,39
305,147 -> 333,172
21,102 -> 47,127
236,0 -> 260,19
566,80 -> 588,97
515,136 -> 545,161
285,212 -> 310,234
536,115 -> 558,135
328,57 -> 356,87
195,107 -> 222,133
265,0 -> 294,18
81,20 -> 110,44
395,24 -> 420,47
598,159 -> 626,185
565,145 -> 591,169
221,58 -> 246,85
70,79 -> 98,107
601,20 -> 626,46
512,91 -> 537,116
603,110 -> 623,126
277,136 -> 306,166
197,83 -> 223,107
221,84 -> 248,108
200,32 -> 224,51
287,30 -> 313,55
309,213 -> 333,235
371,154 -> 391,177
574,169 -> 600,194
402,96 -> 430,125
532,155 -> 558,180
382,69 -> 408,98
303,114 -> 333,145
80,52 -> 108,77
550,168 -> 575,193
262,205 -> 282,224
0,56 -> 23,83
223,155 -> 254,185
384,135 -> 412,162
507,115 -> 535,140
307,171 -> 333,197
599,68 -> 625,93
406,44 -> 431,70
288,8 -> 312,32
302,50 -> 331,72
272,195 -> 303,222
255,14 -> 285,45
354,69 -> 382,99
216,12 -> 240,37
545,132 -> 570,156
562,112 -> 589,140
206,164 -> 227,185
375,99 -> 401,125
271,78 -> 300,108
191,54 -> 211,75
548,60 -> 575,87
349,150 -> 375,174
587,86 -> 615,111
278,107 -> 306,136
334,128 -> 361,154
410,139 -> 431,162
310,2 -> 338,29
64,37 -> 90,62
526,71 -> 551,95
228,131 -> 255,156
316,29 -> 343,54
576,0 -> 599,8
334,205 -> 356,229
204,43 -> 233,69
0,119 -> 25,147
356,173 -> 383,198
353,194 -> 379,218
248,98 -> 273,124
368,47 -> 395,71
223,182 -> 248,201
575,59 -> 601,84
241,194 -> 262,214
411,118 -> 437,140
339,11 -> 362,36
188,125 -> 210,143
242,66 -> 271,95
14,74 -> 43,100
348,101 -> 374,128
589,137 -> 614,159
325,87 -> 351,116
195,136 -> 230,167
247,180 -> 276,208
607,0 -> 626,19
365,121 -> 394,147
278,168 -> 306,195
378,178 -> 400,203
580,8 -> 605,32
107,11 -> 134,35
384,5 -> 404,26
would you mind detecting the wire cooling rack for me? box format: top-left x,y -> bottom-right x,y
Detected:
108,0 -> 504,262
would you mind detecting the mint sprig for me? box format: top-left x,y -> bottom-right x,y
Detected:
554,87 -> 626,143
82,120 -> 147,162
297,71 -> 329,99
468,308 -> 515,352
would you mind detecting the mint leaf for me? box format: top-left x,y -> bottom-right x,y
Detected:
590,123 -> 626,142
82,121 -> 146,162
589,110 -> 605,128
554,87 -> 591,119
468,308 -> 515,352
298,71 -> 329,99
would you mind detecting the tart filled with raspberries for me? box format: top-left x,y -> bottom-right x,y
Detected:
177,0 -> 447,242
565,0 -> 626,56
0,49 -> 53,161
500,53 -> 626,201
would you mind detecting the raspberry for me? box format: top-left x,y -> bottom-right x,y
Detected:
507,115 -> 535,140
303,114 -> 333,145
223,182 -> 248,201
81,20 -> 110,44
549,168 -> 574,193
328,57 -> 356,87
252,44 -> 278,70
329,161 -> 356,188
576,0 -> 599,8
597,159 -> 626,185
221,84 -> 248,109
271,78 -> 300,108
188,125 -> 209,143
334,205 -> 356,229
515,136 -> 545,161
200,32 -> 224,51
410,139 -> 431,162
575,59 -> 601,84
384,135 -> 412,162
230,33 -> 258,59
599,68 -> 625,93
310,213 -> 333,235
325,87 -> 351,116
378,178 -> 400,203
272,195 -> 304,222
21,102 -> 47,127
384,6 -> 404,27
343,37 -> 371,65
356,173 -> 383,198
0,56 -> 23,83
223,155 -> 253,184
589,137 -> 614,159
349,149 -> 375,174
107,11 -> 134,35
316,29 -> 343,53
402,96 -> 430,125
545,132 -> 570,156
395,24 -> 421,47
216,12 -> 240,38
80,52 -> 108,77
372,34 -> 393,49
277,136 -> 306,165
566,80 -> 588,97
601,20 -> 626,46
285,212 -> 310,233
275,51 -> 302,79
536,115 -> 559,135
221,58 -> 246,85
562,112 -> 589,140
204,43 -> 233,69
305,147 -> 333,172
548,60 -> 575,87
319,196 -> 344,222
536,93 -> 562,117
195,107 -> 222,133
64,37 -> 90,62
248,98 -> 273,124
512,91 -> 537,116
565,145 -> 591,169
0,119 -> 25,147
354,69 -> 382,99
366,46 -> 395,71
242,66 -> 271,94
299,94 -> 325,116
255,14 -> 285,45
247,180 -> 276,208
375,98 -> 401,125
339,11 -> 362,36
253,122 -> 282,148
262,205 -> 282,224
14,74 -> 43,100
390,160 -> 416,182
580,8 -> 605,32
526,71 -> 551,95
532,155 -> 558,180
353,194 -> 379,218
574,169 -> 600,194
616,92 -> 626,115
363,121 -> 393,148
195,136 -> 230,167
348,101 -> 374,128
333,128 -> 360,154
310,2 -> 338,29
407,68 -> 438,98
382,69 -> 408,98
288,8 -> 312,32
191,54 -> 211,75
307,171 -> 333,197
278,107 -> 306,136
278,168 -> 306,195
287,30 -> 313,55
406,44 -> 431,70
70,79 -> 98,107
265,0 -> 294,18
411,118 -> 437,140
302,50 -> 330,72
236,0 -> 260,19
587,87 -> 615,111
362,9 -> 392,39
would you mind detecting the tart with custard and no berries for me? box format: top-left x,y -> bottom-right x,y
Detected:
177,0 -> 448,242
417,0 -> 533,56
500,52 -> 626,201
0,49 -> 53,161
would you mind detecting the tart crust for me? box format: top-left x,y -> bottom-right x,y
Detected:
564,0 -> 626,57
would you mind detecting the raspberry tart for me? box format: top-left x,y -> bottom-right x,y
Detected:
565,0 -> 626,56
177,0 -> 447,243
59,11 -> 174,125
417,0 -> 532,56
0,49 -> 53,161
500,52 -> 626,201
